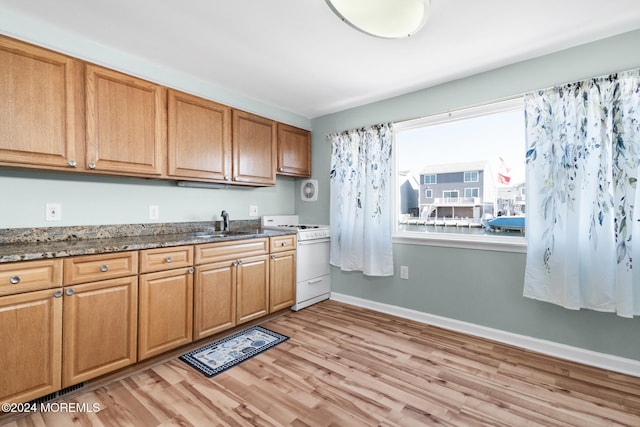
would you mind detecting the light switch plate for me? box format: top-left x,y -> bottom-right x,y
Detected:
249,205 -> 258,217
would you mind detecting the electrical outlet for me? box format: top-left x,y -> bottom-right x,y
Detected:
149,205 -> 160,220
400,265 -> 409,280
249,205 -> 258,217
45,203 -> 62,221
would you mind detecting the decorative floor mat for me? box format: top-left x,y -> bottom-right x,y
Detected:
179,326 -> 289,377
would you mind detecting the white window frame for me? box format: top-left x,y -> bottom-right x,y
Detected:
464,171 -> 479,182
425,189 -> 432,198
423,174 -> 437,184
392,97 -> 526,253
442,190 -> 459,200
464,187 -> 479,198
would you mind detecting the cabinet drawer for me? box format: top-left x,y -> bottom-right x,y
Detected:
270,235 -> 297,253
140,246 -> 194,273
0,259 -> 62,296
64,252 -> 138,285
195,238 -> 268,265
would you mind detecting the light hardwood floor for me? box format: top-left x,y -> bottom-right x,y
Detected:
4,300 -> 640,426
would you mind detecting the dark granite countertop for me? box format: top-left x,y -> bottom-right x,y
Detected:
0,221 -> 296,263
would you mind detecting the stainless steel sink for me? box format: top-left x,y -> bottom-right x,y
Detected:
191,230 -> 259,239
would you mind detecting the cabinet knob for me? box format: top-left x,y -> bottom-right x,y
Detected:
65,288 -> 75,296
188,267 -> 194,274
9,275 -> 20,284
88,162 -> 96,169
100,264 -> 109,272
53,290 -> 63,298
271,255 -> 276,259
281,242 -> 287,246
165,257 -> 172,263
237,259 -> 243,265
279,167 -> 284,172
68,160 -> 77,167
224,176 -> 230,181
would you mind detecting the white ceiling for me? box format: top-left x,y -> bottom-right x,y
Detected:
2,0 -> 640,119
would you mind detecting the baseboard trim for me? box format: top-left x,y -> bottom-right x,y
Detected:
330,292 -> 640,378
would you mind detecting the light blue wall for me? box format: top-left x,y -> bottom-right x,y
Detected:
1,169 -> 296,227
302,29 -> 640,361
0,7 -> 310,229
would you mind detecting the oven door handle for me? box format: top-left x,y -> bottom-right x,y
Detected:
298,238 -> 331,245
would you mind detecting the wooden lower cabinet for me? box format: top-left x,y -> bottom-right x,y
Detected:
269,250 -> 296,312
138,267 -> 193,360
236,255 -> 270,324
62,276 -> 138,387
0,288 -> 63,404
193,261 -> 237,340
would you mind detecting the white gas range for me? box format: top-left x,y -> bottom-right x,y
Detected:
261,215 -> 331,311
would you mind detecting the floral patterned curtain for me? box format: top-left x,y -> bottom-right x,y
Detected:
328,123 -> 394,276
524,70 -> 640,318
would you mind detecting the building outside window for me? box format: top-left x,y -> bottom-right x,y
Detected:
464,171 -> 479,182
394,98 -> 526,246
423,174 -> 437,184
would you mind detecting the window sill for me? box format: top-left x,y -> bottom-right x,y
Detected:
393,231 -> 527,253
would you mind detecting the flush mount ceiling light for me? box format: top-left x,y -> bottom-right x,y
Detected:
326,0 -> 430,39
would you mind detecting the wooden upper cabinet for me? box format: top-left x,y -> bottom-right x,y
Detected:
0,36 -> 83,170
277,123 -> 311,177
167,90 -> 232,181
232,110 -> 277,186
85,65 -> 165,177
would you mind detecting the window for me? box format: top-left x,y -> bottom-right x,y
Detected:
465,188 -> 479,198
443,190 -> 459,199
423,174 -> 437,184
464,171 -> 479,182
393,98 -> 526,251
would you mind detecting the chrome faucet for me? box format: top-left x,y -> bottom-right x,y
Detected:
221,210 -> 230,231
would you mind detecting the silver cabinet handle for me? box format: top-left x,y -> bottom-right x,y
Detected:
224,175 -> 230,181
279,167 -> 284,172
65,288 -> 74,296
88,162 -> 96,169
237,259 -> 242,265
100,265 -> 109,272
271,255 -> 276,259
308,278 -> 323,285
68,160 -> 77,167
54,290 -> 63,298
188,267 -> 194,274
165,257 -> 173,263
281,242 -> 287,246
9,275 -> 20,284
232,260 -> 238,267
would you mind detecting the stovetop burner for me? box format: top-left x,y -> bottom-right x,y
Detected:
261,215 -> 330,240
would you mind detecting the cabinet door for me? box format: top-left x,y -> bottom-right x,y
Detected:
277,123 -> 311,177
194,261 -> 236,340
236,254 -> 269,324
0,35 -> 83,170
86,64 -> 165,176
168,90 -> 232,181
232,110 -> 276,186
138,267 -> 193,360
62,277 -> 138,387
269,250 -> 296,312
0,289 -> 62,404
